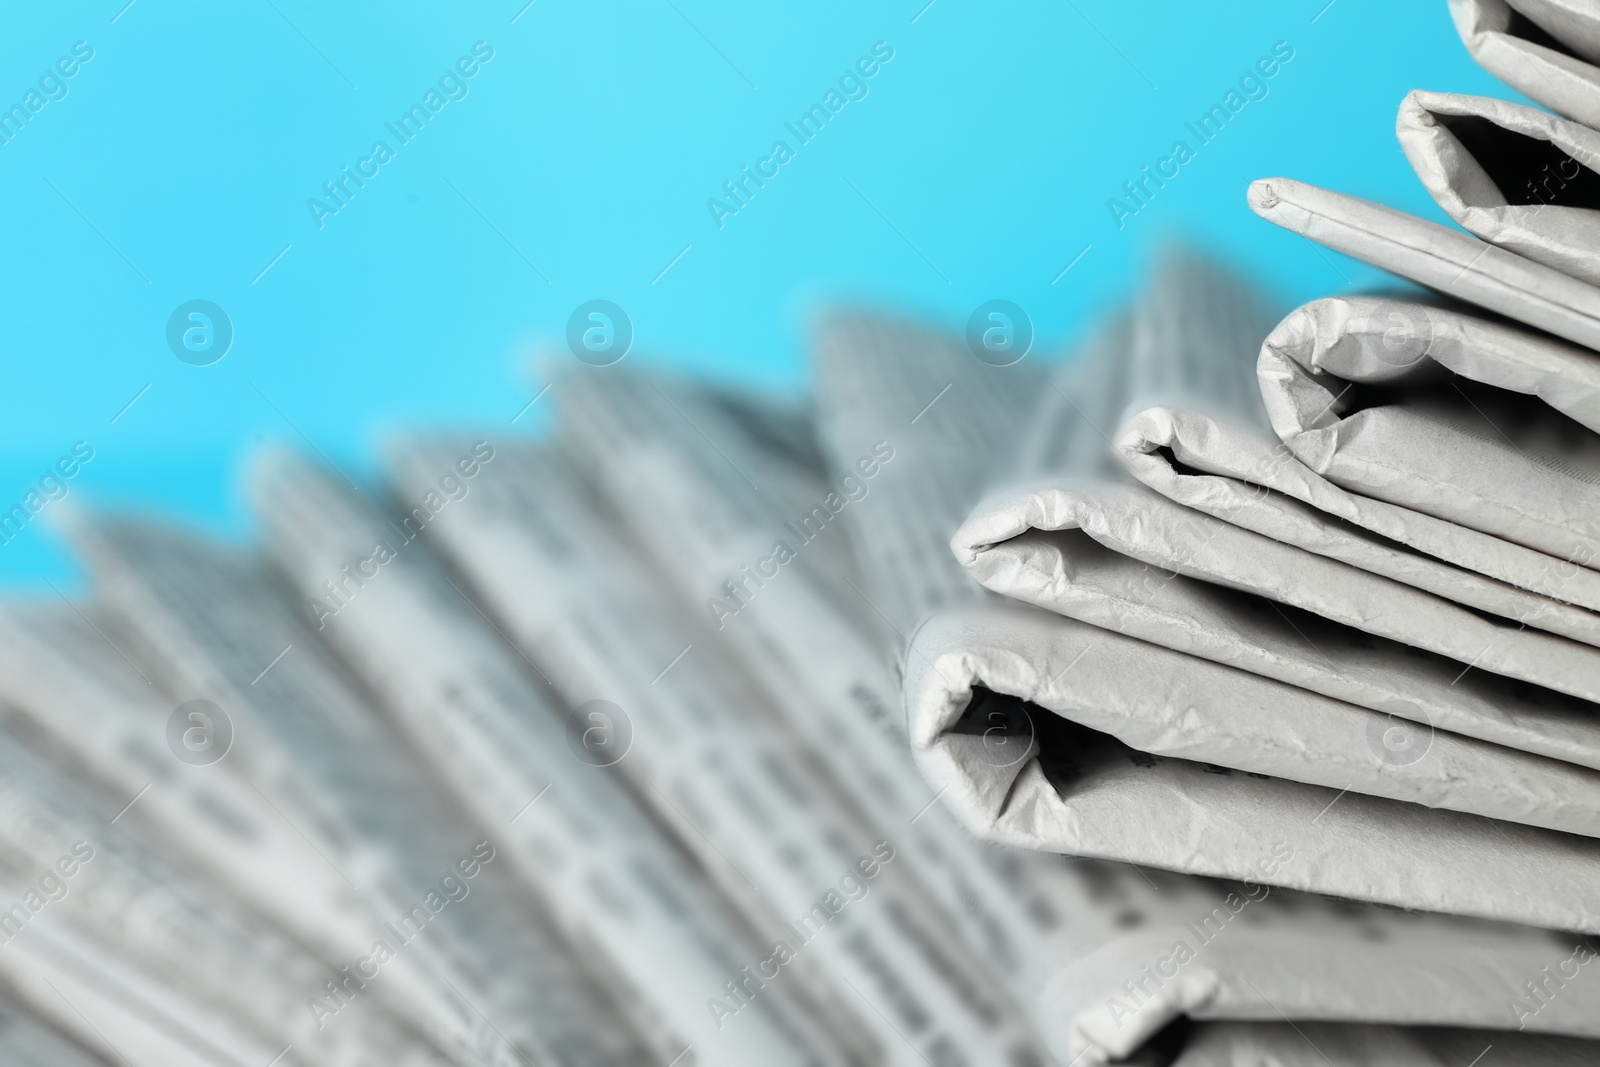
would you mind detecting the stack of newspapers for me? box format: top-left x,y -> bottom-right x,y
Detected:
1,4 -> 1599,1066
869,1 -> 1600,1063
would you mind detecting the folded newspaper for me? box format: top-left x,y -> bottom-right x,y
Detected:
871,11 -> 1600,1061
812,248 -> 1600,1060
1450,0 -> 1600,129
1397,89 -> 1600,285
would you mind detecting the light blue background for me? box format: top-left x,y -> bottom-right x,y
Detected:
0,0 -> 1515,588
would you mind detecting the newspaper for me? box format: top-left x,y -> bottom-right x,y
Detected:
0,607 -> 463,1067
1121,404 -> 1600,640
384,435 -> 1058,1067
1397,90 -> 1600,286
1173,1021 -> 1600,1066
1111,287 -> 1600,669
915,260 -> 1600,985
1154,293 -> 1600,613
1503,0 -> 1600,61
810,254 -> 1600,1052
959,470 -> 1600,704
0,992 -> 111,1066
64,516 -> 654,1067
808,262 -> 1600,982
1450,0 -> 1600,129
0,601 -> 375,945
552,363 -> 1075,993
905,598 -> 1600,929
550,361 -> 872,623
1266,294 -> 1600,432
1039,254 -> 1600,634
954,259 -> 1600,756
0,711 -> 457,1067
0,910 -> 286,1067
1247,176 -> 1600,352
947,294 -> 1600,857
1255,303 -> 1600,572
1116,406 -> 1600,762
249,450 -> 851,1067
810,308 -> 1049,634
